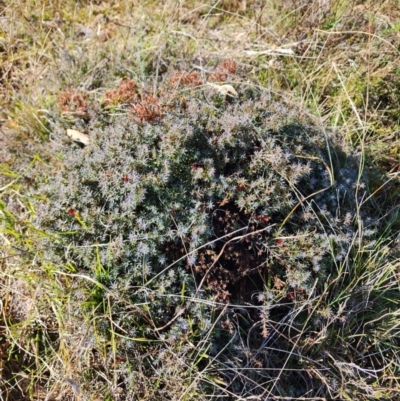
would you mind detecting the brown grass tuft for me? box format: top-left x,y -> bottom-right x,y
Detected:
58,89 -> 90,118
208,71 -> 228,83
218,59 -> 237,74
168,70 -> 203,87
130,96 -> 162,122
103,78 -> 138,106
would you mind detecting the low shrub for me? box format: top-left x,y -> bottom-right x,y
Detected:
33,83 -> 397,399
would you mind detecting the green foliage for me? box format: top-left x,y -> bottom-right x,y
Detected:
31,84 -> 397,398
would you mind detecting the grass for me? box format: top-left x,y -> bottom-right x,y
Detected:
1,0 -> 400,400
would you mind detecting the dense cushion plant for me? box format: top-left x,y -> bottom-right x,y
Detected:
34,84 -> 392,398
